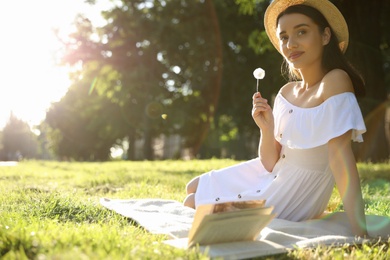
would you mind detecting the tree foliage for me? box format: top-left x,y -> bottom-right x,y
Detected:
0,114 -> 38,160
47,0 -> 225,160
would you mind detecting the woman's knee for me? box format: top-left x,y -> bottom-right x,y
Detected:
186,176 -> 199,194
183,193 -> 195,209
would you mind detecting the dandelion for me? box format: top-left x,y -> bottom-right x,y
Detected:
253,68 -> 265,92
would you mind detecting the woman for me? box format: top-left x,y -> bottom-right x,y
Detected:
183,0 -> 368,237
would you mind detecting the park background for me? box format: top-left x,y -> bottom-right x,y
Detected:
1,0 -> 389,163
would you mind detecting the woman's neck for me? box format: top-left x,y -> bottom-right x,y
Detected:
298,66 -> 327,90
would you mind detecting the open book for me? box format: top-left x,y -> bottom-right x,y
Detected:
188,200 -> 276,247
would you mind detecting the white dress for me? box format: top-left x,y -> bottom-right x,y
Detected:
194,92 -> 366,222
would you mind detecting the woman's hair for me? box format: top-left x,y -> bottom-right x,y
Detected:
276,5 -> 366,97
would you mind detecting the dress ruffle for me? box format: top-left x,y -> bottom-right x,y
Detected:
274,92 -> 366,149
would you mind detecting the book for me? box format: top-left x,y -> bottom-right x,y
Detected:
187,200 -> 276,247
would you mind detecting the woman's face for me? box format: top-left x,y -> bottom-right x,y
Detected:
276,13 -> 330,71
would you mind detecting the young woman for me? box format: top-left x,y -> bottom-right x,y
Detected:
183,0 -> 368,237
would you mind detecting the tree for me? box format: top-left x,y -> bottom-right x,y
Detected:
0,113 -> 38,160
46,68 -> 124,161
199,0 -> 284,159
49,0 -> 224,160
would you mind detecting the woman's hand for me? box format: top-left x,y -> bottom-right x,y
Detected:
252,92 -> 274,131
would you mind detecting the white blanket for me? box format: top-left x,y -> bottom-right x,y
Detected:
100,198 -> 390,259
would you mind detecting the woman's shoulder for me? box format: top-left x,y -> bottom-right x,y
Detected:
279,81 -> 299,95
322,69 -> 354,100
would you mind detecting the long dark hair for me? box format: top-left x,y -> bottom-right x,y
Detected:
277,5 -> 366,97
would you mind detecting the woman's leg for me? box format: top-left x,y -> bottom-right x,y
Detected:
183,193 -> 195,208
183,176 -> 199,208
186,176 -> 199,194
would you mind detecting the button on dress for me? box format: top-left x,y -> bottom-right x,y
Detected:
194,92 -> 366,221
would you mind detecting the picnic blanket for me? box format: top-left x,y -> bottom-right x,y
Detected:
100,198 -> 390,259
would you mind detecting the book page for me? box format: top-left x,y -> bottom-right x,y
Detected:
188,213 -> 276,247
203,206 -> 274,222
213,200 -> 266,213
188,200 -> 271,247
197,239 -> 287,259
163,238 -> 287,259
188,200 -> 266,241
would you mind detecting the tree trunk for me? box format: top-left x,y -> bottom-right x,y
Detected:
143,116 -> 154,160
192,0 -> 223,156
127,129 -> 136,160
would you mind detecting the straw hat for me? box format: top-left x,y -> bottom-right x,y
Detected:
264,0 -> 349,53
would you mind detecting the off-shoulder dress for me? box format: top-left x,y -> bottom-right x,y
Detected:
194,92 -> 366,221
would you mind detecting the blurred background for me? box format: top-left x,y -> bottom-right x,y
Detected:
0,0 -> 389,162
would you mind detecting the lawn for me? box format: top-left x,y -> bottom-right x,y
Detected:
0,160 -> 389,259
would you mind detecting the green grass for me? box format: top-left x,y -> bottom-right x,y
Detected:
0,160 -> 389,259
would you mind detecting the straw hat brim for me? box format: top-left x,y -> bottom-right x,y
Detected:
264,0 -> 349,53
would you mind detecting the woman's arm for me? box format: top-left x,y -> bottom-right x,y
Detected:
328,130 -> 367,237
252,92 -> 281,172
258,128 -> 281,172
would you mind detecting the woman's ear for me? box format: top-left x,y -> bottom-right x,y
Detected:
322,27 -> 331,46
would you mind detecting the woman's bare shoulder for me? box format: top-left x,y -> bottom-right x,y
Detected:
322,69 -> 354,99
279,81 -> 300,96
